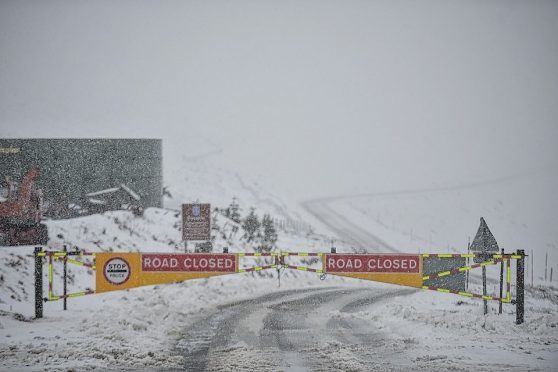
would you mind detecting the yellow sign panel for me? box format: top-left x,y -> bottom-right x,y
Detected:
323,254 -> 424,288
96,252 -> 238,293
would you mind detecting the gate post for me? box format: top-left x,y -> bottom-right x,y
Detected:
63,245 -> 68,311
516,249 -> 525,325
504,250 -> 508,314
34,247 -> 43,319
482,263 -> 488,315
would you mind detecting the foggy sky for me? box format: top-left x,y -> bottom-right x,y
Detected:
1,0 -> 557,199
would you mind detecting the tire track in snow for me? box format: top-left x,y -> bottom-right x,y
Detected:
177,287 -> 414,371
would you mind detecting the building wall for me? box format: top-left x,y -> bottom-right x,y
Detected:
0,139 -> 162,217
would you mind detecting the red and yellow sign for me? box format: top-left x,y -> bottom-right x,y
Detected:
96,253 -> 238,293
323,254 -> 423,288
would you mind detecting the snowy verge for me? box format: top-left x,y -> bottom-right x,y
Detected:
328,285 -> 558,371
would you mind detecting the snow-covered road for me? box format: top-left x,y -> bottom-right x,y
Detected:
177,286 -> 414,371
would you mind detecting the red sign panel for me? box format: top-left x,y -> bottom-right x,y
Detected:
141,254 -> 236,272
325,254 -> 420,273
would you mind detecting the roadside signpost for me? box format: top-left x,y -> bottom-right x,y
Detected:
471,218 -> 500,263
470,217 -> 500,314
182,203 -> 211,252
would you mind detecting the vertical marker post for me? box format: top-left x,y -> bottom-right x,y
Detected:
63,245 -> 67,311
275,254 -> 281,288
34,247 -> 43,319
466,238 -> 470,291
544,252 -> 548,283
516,250 -> 525,325
504,250 -> 508,314
482,261 -> 488,315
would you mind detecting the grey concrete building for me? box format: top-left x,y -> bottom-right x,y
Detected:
0,139 -> 162,218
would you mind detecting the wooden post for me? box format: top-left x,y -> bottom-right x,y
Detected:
466,238 -> 470,291
275,255 -> 281,288
482,264 -> 488,315
34,247 -> 43,319
544,252 -> 548,282
504,250 -> 508,314
516,250 -> 525,325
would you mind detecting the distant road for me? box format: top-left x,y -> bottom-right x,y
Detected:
301,198 -> 396,252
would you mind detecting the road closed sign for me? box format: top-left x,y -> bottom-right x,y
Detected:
141,254 -> 236,272
96,252 -> 238,293
324,254 -> 423,288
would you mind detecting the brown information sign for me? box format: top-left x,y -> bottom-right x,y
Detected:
182,203 -> 211,241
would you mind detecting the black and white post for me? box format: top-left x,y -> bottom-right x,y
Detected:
63,245 -> 68,311
504,250 -> 508,314
482,261 -> 488,315
34,247 -> 43,319
516,249 -> 525,325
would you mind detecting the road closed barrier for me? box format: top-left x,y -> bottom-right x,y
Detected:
33,248 -> 526,324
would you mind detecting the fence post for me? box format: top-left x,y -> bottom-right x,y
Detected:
516,250 -> 525,325
34,247 -> 43,319
544,252 -> 548,283
504,250 -> 508,314
466,238 -> 470,291
63,245 -> 67,311
482,264 -> 488,315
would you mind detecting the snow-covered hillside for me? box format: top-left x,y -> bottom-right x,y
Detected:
163,138 -> 315,230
